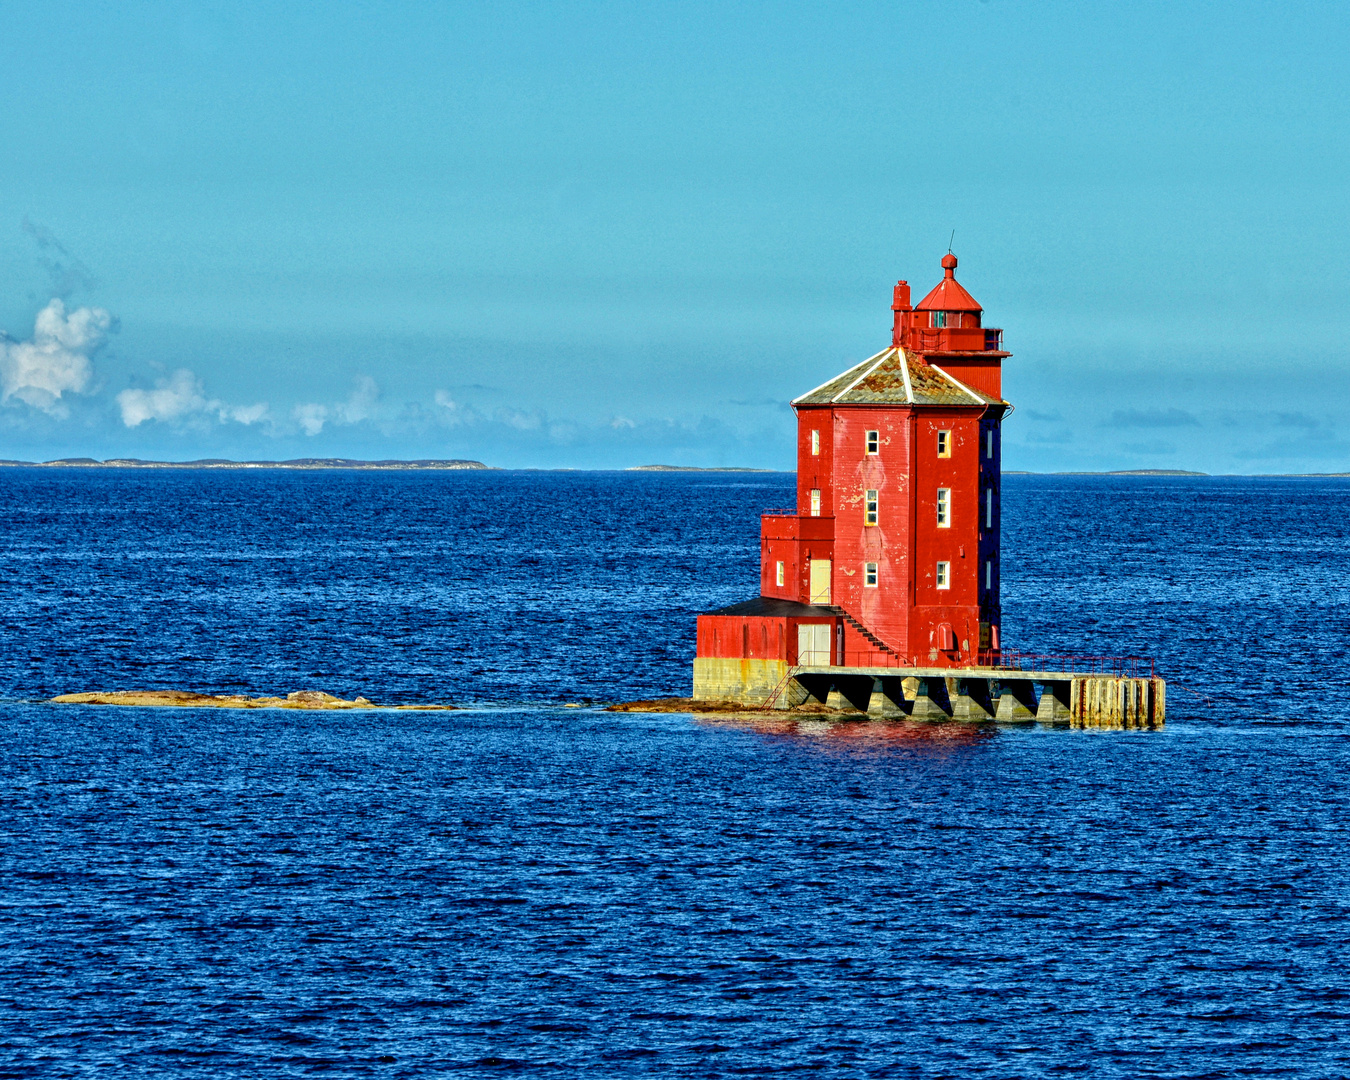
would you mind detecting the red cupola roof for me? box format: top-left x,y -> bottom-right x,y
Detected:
914,253 -> 982,313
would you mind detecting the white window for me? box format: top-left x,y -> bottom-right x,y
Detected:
936,488 -> 951,527
810,489 -> 821,517
864,562 -> 878,587
986,429 -> 993,459
811,429 -> 820,456
776,561 -> 785,587
931,311 -> 947,328
985,560 -> 992,590
865,430 -> 879,455
936,561 -> 950,589
985,488 -> 993,528
864,489 -> 878,526
937,430 -> 951,458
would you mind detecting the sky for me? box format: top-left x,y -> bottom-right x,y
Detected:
0,0 -> 1346,471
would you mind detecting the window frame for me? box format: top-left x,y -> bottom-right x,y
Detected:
931,311 -> 947,328
936,487 -> 951,527
937,430 -> 951,458
864,562 -> 878,587
985,488 -> 993,528
936,561 -> 950,589
986,429 -> 993,459
985,560 -> 992,590
776,560 -> 785,587
864,489 -> 878,526
809,488 -> 821,517
865,430 -> 879,455
810,429 -> 820,456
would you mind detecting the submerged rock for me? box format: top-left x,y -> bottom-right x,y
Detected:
607,697 -> 864,715
49,689 -> 453,710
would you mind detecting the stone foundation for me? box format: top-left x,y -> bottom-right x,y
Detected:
692,658 -> 790,706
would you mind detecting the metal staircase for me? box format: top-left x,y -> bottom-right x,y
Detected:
825,605 -> 904,661
761,665 -> 801,711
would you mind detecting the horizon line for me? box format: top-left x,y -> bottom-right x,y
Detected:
0,458 -> 1348,478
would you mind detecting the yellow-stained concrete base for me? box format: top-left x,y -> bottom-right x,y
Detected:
690,661 -> 1165,727
692,658 -> 790,706
1069,677 -> 1165,729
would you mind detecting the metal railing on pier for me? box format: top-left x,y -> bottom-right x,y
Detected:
981,650 -> 1157,679
822,649 -> 1157,679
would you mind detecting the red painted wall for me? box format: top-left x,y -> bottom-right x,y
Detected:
910,409 -> 985,663
796,407 -> 835,517
931,357 -> 1001,400
755,396 -> 1002,667
828,406 -> 913,656
696,615 -> 839,663
761,514 -> 833,602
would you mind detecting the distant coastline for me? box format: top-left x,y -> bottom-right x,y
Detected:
2,460 -> 1345,477
0,457 -> 491,470
1003,470 -> 1350,478
1003,469 -> 1207,477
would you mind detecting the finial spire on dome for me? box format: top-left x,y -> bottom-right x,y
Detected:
915,252 -> 981,312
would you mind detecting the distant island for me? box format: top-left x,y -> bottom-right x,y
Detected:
1003,469 -> 1208,477
628,465 -> 779,472
0,458 -> 491,470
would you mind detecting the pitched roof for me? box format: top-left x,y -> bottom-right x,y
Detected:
914,252 -> 982,312
792,348 -> 1002,407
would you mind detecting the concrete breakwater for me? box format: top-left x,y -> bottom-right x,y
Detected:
693,661 -> 1164,728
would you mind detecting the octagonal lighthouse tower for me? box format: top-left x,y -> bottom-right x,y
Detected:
694,253 -> 1012,705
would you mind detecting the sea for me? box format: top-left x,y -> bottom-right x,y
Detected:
1,468 -> 1348,1078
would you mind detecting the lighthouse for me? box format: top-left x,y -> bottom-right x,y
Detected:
694,253 -> 1012,704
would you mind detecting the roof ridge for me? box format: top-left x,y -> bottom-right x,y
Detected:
927,362 -> 991,405
831,348 -> 895,403
899,348 -> 915,404
791,348 -> 888,405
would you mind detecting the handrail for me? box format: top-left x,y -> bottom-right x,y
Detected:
814,648 -> 1157,679
978,650 -> 1156,679
761,664 -> 801,711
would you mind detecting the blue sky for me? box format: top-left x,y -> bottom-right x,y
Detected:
0,0 -> 1346,471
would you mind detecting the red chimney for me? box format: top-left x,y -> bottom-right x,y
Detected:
891,280 -> 911,347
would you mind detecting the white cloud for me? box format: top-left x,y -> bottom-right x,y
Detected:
0,298 -> 114,415
292,403 -> 329,436
225,402 -> 269,425
499,408 -> 542,431
434,389 -> 467,427
117,369 -> 208,427
293,376 -> 381,436
335,375 -> 378,423
116,368 -> 270,428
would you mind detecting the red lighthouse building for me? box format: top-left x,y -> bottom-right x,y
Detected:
694,253 -> 1012,705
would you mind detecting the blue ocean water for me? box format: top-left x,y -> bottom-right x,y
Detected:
1,469 -> 1349,1077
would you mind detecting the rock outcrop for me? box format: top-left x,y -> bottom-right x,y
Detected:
50,690 -> 454,710
607,696 -> 870,715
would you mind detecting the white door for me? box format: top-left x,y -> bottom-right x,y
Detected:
797,623 -> 832,666
809,559 -> 831,605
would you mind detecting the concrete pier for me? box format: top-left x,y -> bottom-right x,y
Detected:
693,658 -> 1164,727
